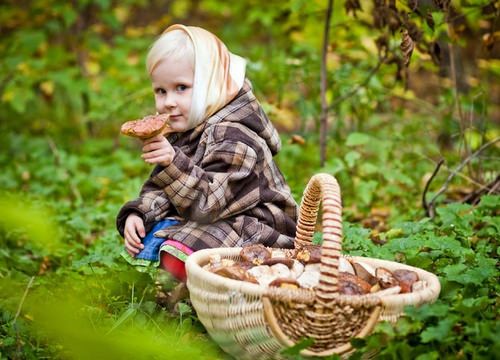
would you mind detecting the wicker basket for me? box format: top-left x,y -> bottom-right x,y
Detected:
186,173 -> 440,359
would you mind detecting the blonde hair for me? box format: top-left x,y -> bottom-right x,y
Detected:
146,24 -> 246,130
146,30 -> 193,76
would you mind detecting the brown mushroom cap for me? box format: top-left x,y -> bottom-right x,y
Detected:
393,269 -> 419,293
212,265 -> 257,283
376,267 -> 400,289
339,272 -> 372,295
262,257 -> 294,268
240,244 -> 272,265
352,261 -> 378,286
268,278 -> 300,289
295,245 -> 321,264
120,114 -> 171,139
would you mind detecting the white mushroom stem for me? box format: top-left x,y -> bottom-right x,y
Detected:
339,257 -> 355,274
297,271 -> 320,289
290,260 -> 304,278
352,260 -> 376,276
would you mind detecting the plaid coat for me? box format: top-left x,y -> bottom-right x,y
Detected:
116,81 -> 298,251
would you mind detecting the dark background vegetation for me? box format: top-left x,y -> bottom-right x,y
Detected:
0,0 -> 498,358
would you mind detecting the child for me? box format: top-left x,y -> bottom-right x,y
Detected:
116,24 -> 297,282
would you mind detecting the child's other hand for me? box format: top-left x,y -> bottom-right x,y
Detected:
124,213 -> 145,256
141,135 -> 175,167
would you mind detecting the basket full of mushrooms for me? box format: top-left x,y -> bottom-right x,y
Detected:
185,173 -> 441,359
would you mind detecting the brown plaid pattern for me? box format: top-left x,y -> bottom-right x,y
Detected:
116,80 -> 297,251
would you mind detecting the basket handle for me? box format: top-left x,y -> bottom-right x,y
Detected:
295,173 -> 342,302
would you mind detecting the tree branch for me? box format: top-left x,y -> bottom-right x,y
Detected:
423,158 -> 445,218
417,152 -> 487,188
319,0 -> 334,167
427,137 -> 500,213
461,175 -> 500,205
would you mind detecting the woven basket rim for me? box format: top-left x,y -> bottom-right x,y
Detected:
186,247 -> 267,297
186,247 -> 441,305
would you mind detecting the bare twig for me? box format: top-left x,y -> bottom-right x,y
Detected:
427,137 -> 500,213
461,175 -> 500,205
417,152 -> 486,188
47,136 -> 61,165
390,93 -> 439,115
423,158 -> 445,217
319,0 -> 334,167
13,276 -> 35,324
487,179 -> 500,195
327,54 -> 386,111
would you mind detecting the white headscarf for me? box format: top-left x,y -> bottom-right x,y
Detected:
148,24 -> 246,130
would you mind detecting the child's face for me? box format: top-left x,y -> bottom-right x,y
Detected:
151,57 -> 194,132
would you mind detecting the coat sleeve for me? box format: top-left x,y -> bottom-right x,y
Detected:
151,137 -> 260,224
115,171 -> 172,237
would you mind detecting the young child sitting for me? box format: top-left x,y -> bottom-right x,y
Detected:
116,24 -> 297,282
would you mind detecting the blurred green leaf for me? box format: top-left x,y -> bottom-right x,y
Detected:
346,132 -> 371,147
420,317 -> 458,343
0,194 -> 60,252
344,150 -> 361,168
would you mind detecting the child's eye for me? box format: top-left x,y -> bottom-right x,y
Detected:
154,87 -> 166,95
176,84 -> 188,92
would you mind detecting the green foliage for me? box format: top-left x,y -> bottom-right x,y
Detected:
1,0 -> 498,358
344,195 -> 499,360
0,0 -> 154,141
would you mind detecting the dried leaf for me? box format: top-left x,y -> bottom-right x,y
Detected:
345,0 -> 362,16
288,134 -> 306,145
400,29 -> 415,67
426,12 -> 435,30
482,32 -> 496,52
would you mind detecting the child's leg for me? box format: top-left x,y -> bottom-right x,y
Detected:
159,240 -> 194,282
127,219 -> 180,265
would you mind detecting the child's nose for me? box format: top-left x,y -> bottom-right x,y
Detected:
163,93 -> 176,108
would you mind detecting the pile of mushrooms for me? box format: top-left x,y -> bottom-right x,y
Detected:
204,244 -> 425,295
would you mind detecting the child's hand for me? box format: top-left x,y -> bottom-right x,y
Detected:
124,213 -> 145,256
141,134 -> 175,167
